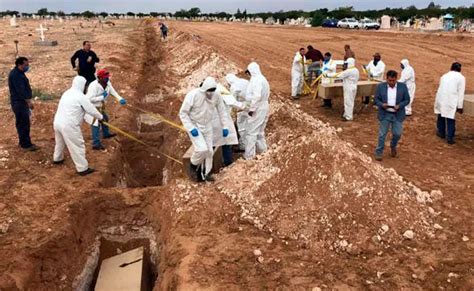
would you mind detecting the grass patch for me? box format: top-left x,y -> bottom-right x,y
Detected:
32,88 -> 59,101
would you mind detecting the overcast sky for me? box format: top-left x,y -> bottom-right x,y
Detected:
0,0 -> 472,13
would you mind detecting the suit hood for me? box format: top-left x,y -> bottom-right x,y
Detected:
401,59 -> 410,67
72,76 -> 87,92
225,73 -> 238,85
247,62 -> 262,76
199,77 -> 217,93
346,57 -> 356,67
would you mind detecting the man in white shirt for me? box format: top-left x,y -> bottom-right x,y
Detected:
85,69 -> 127,150
434,62 -> 465,144
374,70 -> 411,161
363,52 -> 386,104
291,48 -> 306,99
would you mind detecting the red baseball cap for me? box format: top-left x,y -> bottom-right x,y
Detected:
96,69 -> 111,79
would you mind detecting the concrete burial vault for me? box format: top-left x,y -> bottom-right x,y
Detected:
95,247 -> 151,291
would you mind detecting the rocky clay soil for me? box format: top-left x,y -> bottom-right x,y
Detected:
0,19 -> 472,290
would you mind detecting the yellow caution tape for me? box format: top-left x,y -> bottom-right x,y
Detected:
102,121 -> 183,165
125,104 -> 186,132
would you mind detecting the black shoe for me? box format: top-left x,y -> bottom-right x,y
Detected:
447,140 -> 456,145
92,145 -> 106,150
436,132 -> 446,139
188,163 -> 199,181
103,133 -> 117,139
204,175 -> 215,182
78,168 -> 95,176
22,144 -> 39,152
53,160 -> 64,165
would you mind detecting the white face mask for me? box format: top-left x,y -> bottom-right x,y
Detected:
205,91 -> 214,100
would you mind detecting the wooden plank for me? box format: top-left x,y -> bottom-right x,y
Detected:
318,80 -> 379,99
464,94 -> 474,117
95,247 -> 146,291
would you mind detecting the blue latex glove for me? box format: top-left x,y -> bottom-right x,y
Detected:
223,128 -> 229,137
102,91 -> 108,98
190,128 -> 199,137
119,99 -> 127,105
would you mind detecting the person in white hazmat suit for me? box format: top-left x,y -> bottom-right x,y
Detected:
213,83 -> 240,166
434,62 -> 465,145
326,58 -> 360,121
225,73 -> 249,151
179,77 -> 231,182
245,62 -> 270,160
398,59 -> 416,116
321,52 -> 338,108
291,48 -> 306,99
85,69 -> 127,150
53,76 -> 103,176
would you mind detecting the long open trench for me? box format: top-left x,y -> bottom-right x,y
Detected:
18,21 -> 188,290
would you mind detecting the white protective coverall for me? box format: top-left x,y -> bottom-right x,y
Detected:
225,74 -> 249,150
399,59 -> 416,115
291,52 -> 306,97
179,77 -> 230,176
212,83 -> 239,147
84,80 -> 124,126
366,60 -> 386,81
53,76 -> 103,172
328,58 -> 360,121
434,71 -> 466,119
245,62 -> 270,160
321,59 -> 337,85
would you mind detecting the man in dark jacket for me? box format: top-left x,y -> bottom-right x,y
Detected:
8,57 -> 38,151
70,41 -> 100,88
374,70 -> 410,161
305,45 -> 324,81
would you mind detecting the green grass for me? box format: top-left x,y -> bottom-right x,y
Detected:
31,88 -> 59,101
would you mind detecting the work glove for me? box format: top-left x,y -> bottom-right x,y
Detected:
119,99 -> 127,105
457,108 -> 464,114
223,128 -> 229,137
102,91 -> 108,98
190,128 -> 199,137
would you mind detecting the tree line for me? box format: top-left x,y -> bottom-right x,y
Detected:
1,3 -> 473,26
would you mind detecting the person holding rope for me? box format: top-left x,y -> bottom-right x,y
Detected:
85,69 -> 127,150
179,77 -> 232,182
53,76 -> 103,176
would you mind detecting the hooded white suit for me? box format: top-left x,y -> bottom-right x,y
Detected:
328,58 -> 359,121
399,59 -> 416,115
434,71 -> 466,120
291,52 -> 306,97
53,76 -> 103,172
245,62 -> 270,160
225,74 -> 249,150
179,77 -> 230,177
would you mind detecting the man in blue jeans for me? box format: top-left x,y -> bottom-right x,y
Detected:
374,70 -> 411,161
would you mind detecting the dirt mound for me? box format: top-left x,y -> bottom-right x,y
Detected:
167,31 -> 240,94
215,96 -> 441,253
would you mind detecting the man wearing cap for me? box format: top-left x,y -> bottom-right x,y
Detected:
85,69 -> 127,150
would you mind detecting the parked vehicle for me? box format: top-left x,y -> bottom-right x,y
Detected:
322,19 -> 339,28
358,19 -> 381,30
337,18 -> 360,29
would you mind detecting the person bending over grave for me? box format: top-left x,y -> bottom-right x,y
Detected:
71,41 -> 100,90
85,69 -> 127,150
